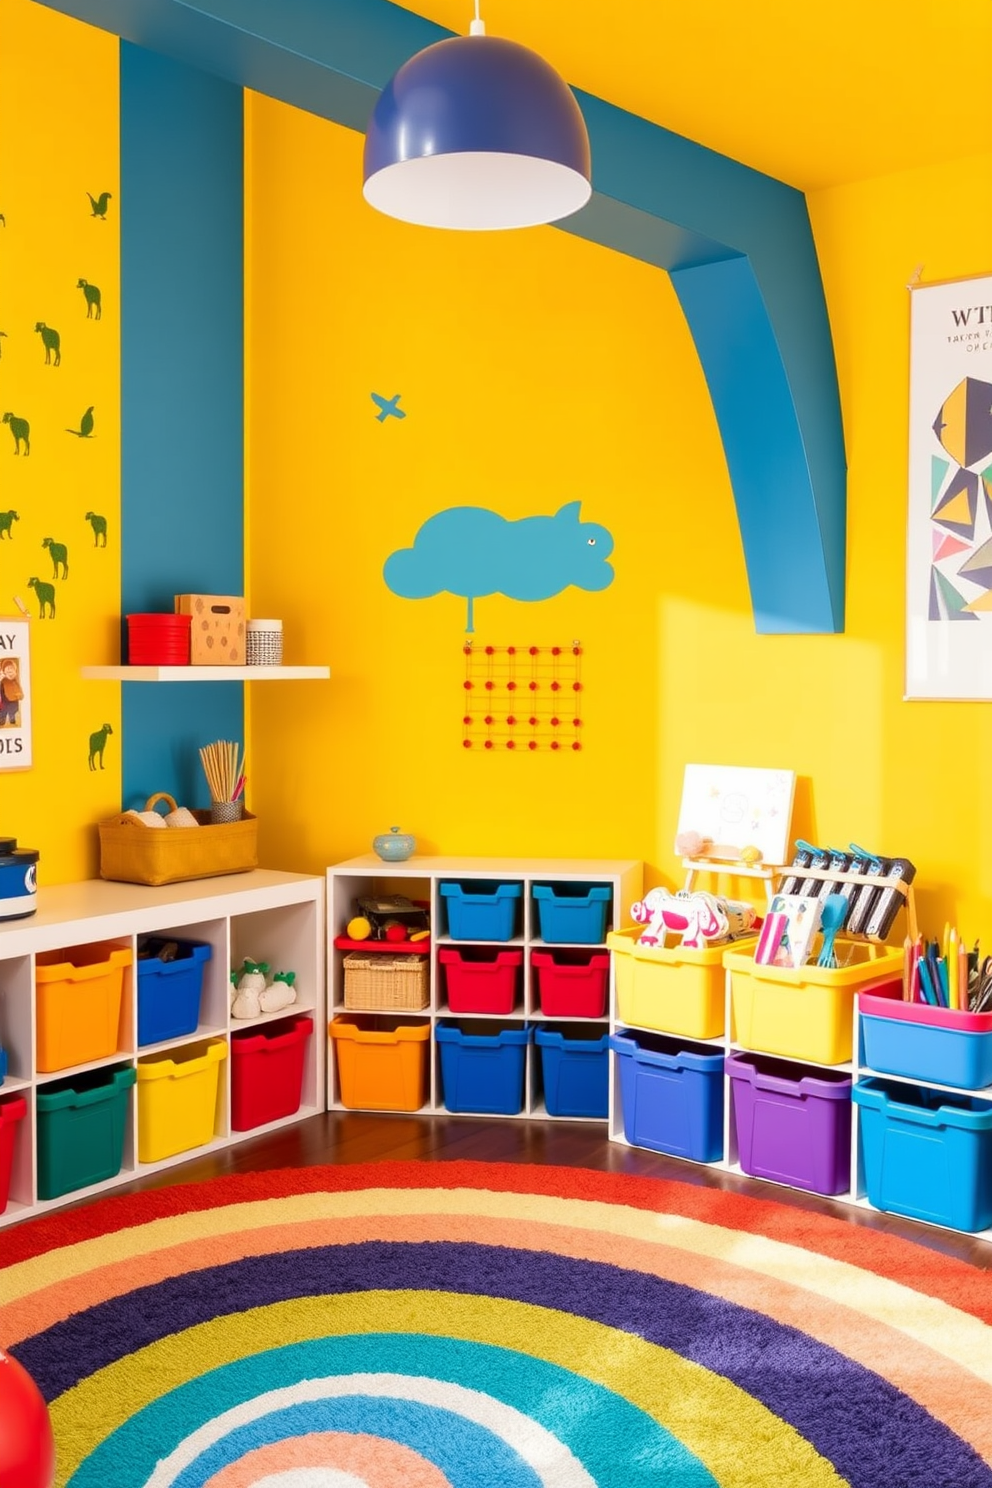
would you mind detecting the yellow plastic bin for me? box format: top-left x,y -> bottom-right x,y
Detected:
608,927 -> 753,1040
723,943 -> 904,1065
35,943 -> 132,1073
137,1038 -> 227,1162
330,1015 -> 430,1111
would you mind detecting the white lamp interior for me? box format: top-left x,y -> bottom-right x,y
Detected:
363,152 -> 592,231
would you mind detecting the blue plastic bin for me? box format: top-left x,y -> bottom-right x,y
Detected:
439,882 -> 522,942
532,883 -> 612,944
137,939 -> 212,1047
435,1019 -> 530,1114
0,1048 -> 7,1085
611,1028 -> 724,1162
854,1077 -> 992,1232
536,1024 -> 609,1118
860,993 -> 992,1091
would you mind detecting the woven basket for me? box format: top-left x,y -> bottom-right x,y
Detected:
343,952 -> 429,1011
98,793 -> 258,887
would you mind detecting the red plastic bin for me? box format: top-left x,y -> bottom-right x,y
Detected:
532,950 -> 609,1018
0,1095 -> 27,1214
230,1014 -> 312,1131
439,948 -> 522,1014
126,613 -> 191,665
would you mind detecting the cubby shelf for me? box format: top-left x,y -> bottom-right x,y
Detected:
327,855 -> 643,1121
81,665 -> 330,681
0,869 -> 325,1228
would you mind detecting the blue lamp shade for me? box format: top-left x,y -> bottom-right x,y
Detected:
363,34 -> 592,231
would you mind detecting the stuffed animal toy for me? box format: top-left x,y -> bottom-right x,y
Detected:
231,959 -> 270,1019
259,970 -> 297,1014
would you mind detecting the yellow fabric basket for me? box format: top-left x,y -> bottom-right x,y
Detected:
98,793 -> 258,886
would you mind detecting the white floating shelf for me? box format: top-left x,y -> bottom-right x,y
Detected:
81,665 -> 330,682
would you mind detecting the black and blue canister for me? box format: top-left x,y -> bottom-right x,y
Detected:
0,838 -> 39,920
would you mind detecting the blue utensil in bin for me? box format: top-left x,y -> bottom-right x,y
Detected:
532,883 -> 611,944
439,882 -> 522,941
137,939 -> 212,1046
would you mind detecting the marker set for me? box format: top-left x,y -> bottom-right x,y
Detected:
779,841 -> 916,943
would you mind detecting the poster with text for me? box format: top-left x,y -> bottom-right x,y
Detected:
906,273 -> 992,698
0,618 -> 32,771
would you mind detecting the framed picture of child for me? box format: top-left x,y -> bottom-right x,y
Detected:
0,619 -> 31,771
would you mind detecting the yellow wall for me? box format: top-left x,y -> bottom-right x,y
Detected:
0,0 -> 120,881
243,106 -> 992,939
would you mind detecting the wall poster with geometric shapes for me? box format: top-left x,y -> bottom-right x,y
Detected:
906,272 -> 992,698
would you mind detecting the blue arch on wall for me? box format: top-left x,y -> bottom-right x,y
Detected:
40,0 -> 847,634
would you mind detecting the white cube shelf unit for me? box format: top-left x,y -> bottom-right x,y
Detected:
327,856 -> 643,1120
0,869 -> 324,1229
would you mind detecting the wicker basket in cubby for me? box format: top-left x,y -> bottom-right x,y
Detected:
343,952 -> 429,1011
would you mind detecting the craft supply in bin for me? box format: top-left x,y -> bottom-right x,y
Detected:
439,881 -> 522,941
435,1019 -> 530,1115
137,1039 -> 227,1163
439,947 -> 522,1014
853,1077 -> 992,1232
536,1024 -> 609,1118
34,942 -> 132,1072
343,951 -> 429,1010
859,990 -> 992,1090
726,1051 -> 852,1196
532,883 -> 612,944
231,1014 -> 313,1130
608,927 -> 734,1040
531,950 -> 609,1018
610,1028 -> 724,1162
136,938 -> 212,1046
330,1015 -> 429,1111
0,1095 -> 26,1213
36,1066 -> 135,1200
724,941 -> 904,1065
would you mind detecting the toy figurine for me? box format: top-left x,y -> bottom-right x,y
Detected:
259,970 -> 297,1014
231,958 -> 270,1019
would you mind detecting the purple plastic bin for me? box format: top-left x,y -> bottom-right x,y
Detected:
727,1050 -> 852,1196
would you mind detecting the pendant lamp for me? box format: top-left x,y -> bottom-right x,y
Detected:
363,4 -> 592,231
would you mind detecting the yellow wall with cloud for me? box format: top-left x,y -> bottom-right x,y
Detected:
242,104 -> 992,939
0,0 -> 120,882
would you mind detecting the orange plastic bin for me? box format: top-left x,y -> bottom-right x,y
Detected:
330,1015 -> 429,1111
35,943 -> 132,1072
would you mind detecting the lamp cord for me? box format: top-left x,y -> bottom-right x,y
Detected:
470,0 -> 485,35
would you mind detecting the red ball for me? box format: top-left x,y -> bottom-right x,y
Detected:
384,922 -> 408,942
0,1352 -> 55,1488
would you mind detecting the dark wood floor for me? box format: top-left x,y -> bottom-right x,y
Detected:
105,1110 -> 992,1269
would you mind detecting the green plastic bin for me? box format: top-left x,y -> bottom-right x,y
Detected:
36,1065 -> 135,1199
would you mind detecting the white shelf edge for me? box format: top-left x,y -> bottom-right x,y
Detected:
81,665 -> 330,682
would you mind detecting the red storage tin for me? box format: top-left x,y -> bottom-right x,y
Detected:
532,950 -> 609,1018
230,1014 -> 312,1130
126,613 -> 191,665
439,948 -> 522,1014
0,1095 -> 26,1213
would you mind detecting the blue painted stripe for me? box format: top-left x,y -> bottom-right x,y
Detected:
119,43 -> 244,809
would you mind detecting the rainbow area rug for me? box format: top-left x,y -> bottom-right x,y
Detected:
2,1160 -> 991,1487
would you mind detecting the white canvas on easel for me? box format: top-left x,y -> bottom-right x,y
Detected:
676,764 -> 795,868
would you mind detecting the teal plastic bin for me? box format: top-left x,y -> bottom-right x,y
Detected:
532,883 -> 612,944
854,1077 -> 992,1232
37,1065 -> 135,1199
